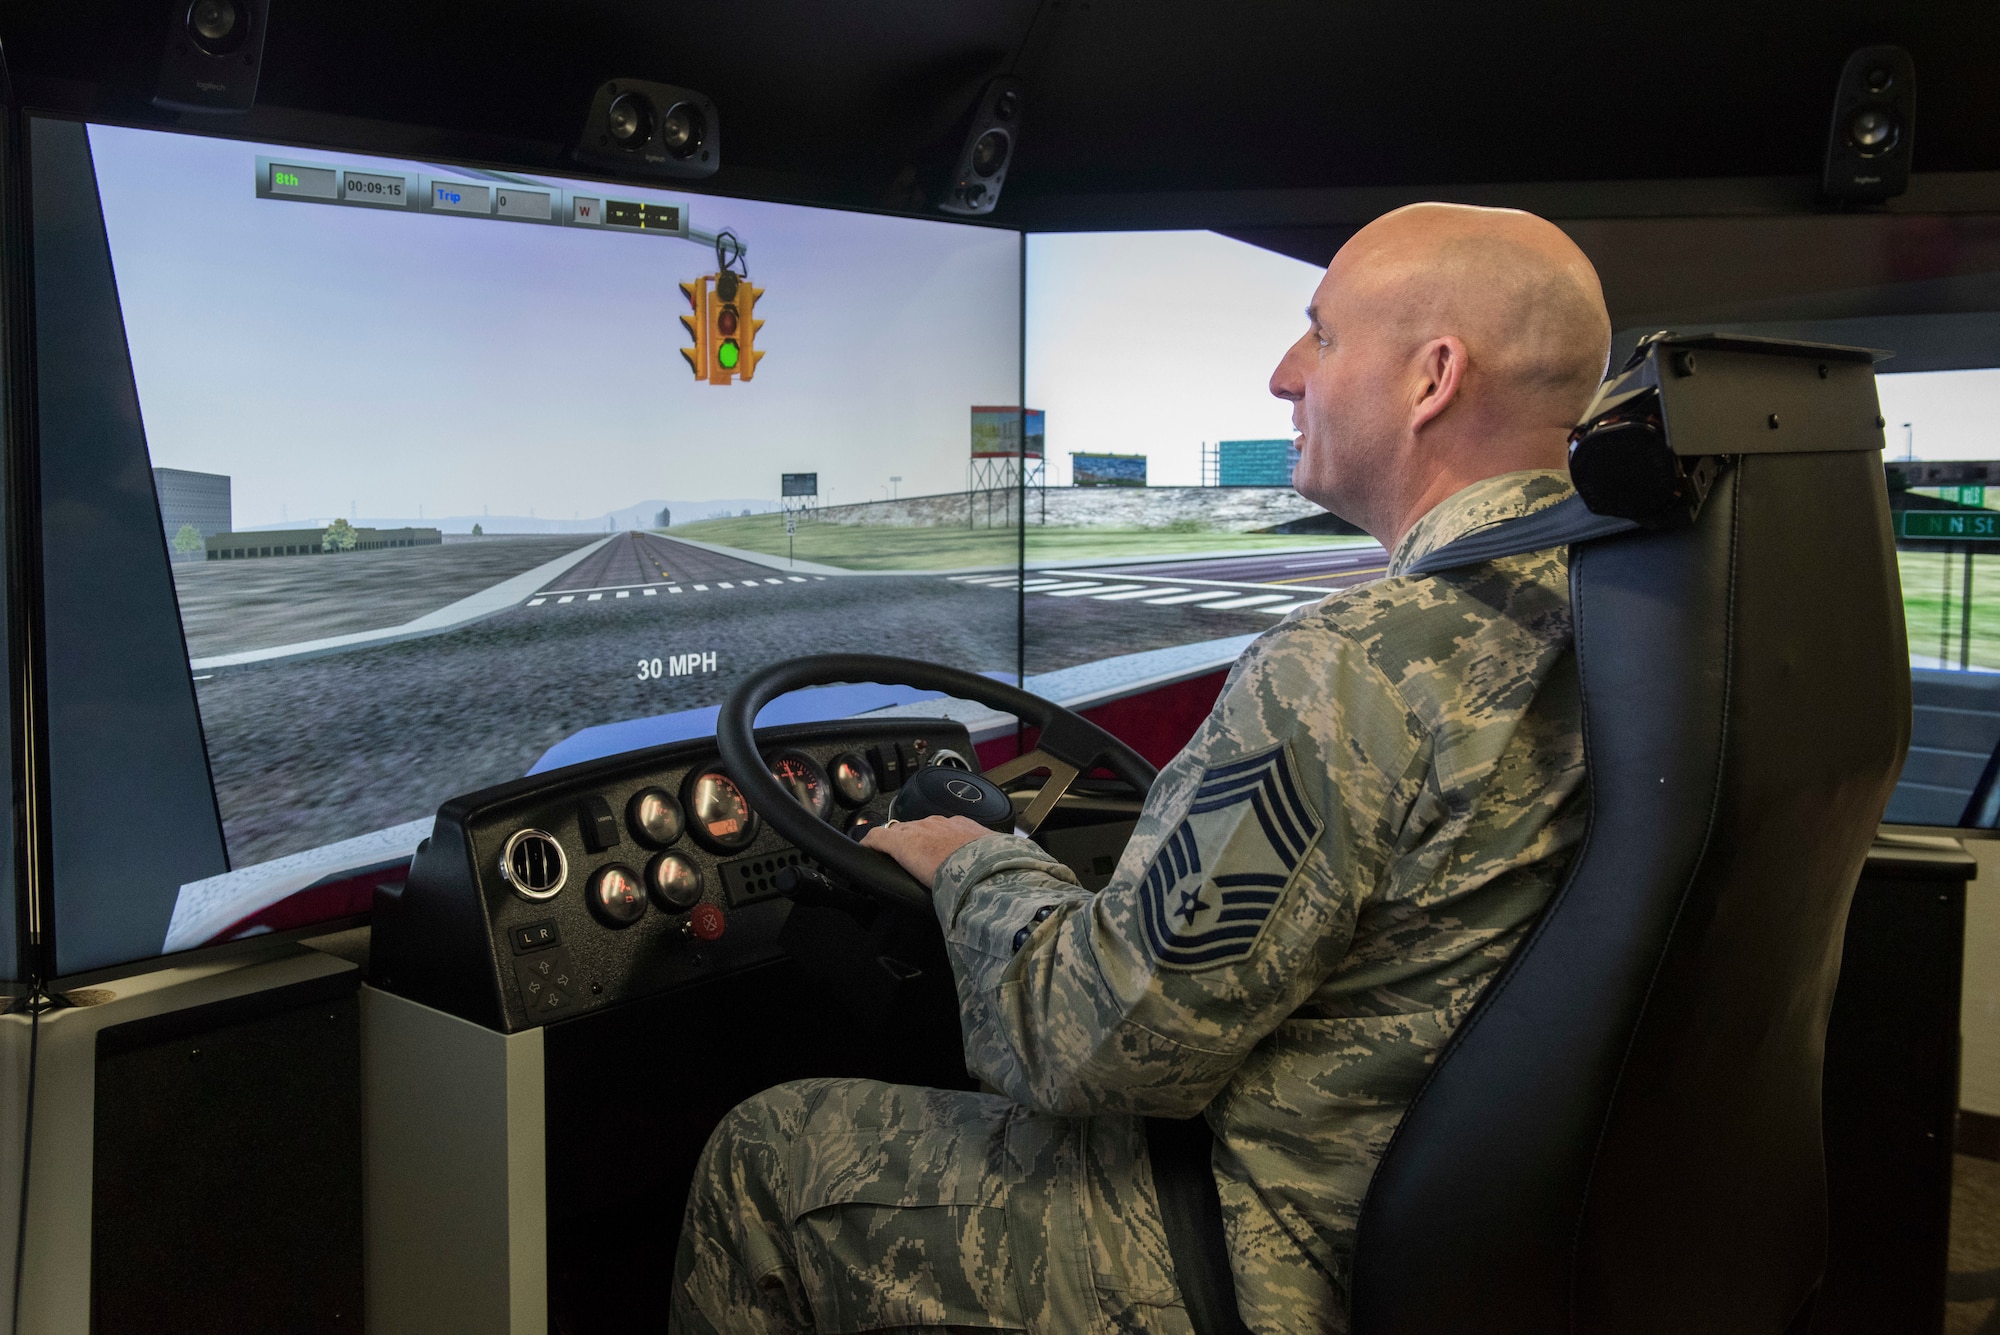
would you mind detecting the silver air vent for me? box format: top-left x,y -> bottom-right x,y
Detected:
499,829 -> 567,900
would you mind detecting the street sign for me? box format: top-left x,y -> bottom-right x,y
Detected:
785,513 -> 797,536
1898,510 -> 2000,540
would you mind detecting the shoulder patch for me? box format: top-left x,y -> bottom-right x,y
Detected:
1139,745 -> 1321,971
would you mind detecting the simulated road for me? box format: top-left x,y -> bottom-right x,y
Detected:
193,534 -> 1356,867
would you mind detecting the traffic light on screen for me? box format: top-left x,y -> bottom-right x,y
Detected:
709,271 -> 744,384
678,278 -> 708,381
736,280 -> 766,381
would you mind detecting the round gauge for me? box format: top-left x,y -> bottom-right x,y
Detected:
828,752 -> 877,807
684,768 -> 759,852
587,864 -> 647,927
645,852 -> 704,912
845,810 -> 888,842
768,751 -> 833,820
627,787 -> 685,847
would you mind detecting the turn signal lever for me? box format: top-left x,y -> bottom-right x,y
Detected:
774,862 -> 879,923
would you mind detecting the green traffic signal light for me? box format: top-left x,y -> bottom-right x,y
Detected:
718,339 -> 740,370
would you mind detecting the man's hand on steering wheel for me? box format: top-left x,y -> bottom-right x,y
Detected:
863,815 -> 1002,889
718,653 -> 1158,912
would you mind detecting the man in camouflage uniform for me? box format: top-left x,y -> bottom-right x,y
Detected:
671,202 -> 1614,1333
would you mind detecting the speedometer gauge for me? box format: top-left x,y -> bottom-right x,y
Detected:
768,751 -> 833,820
684,768 -> 759,852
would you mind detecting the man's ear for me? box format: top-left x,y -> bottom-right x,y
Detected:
1410,336 -> 1467,433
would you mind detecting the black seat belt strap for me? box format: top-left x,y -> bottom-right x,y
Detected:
1145,1115 -> 1254,1335
1402,493 -> 1640,577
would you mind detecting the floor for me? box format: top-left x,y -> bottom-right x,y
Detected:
1951,1155 -> 2000,1333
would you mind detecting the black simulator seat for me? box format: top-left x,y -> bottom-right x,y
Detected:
1329,336 -> 1911,1333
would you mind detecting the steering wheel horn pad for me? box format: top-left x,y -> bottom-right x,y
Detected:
716,654 -> 1158,912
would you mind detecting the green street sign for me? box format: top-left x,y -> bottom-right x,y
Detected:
1898,510 -> 2000,540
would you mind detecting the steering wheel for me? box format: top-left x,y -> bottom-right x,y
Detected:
717,654 -> 1159,912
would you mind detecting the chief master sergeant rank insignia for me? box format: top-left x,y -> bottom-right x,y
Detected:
1140,744 -> 1322,970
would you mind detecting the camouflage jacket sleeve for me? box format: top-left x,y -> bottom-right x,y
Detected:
932,620 -> 1424,1118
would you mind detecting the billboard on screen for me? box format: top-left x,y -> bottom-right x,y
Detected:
971,406 -> 1045,458
1071,452 -> 1146,487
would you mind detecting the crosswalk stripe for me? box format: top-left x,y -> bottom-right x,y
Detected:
558,595 -> 574,604
765,578 -> 783,585
587,593 -> 602,601
1093,586 -> 1182,600
1143,590 -> 1240,605
1203,593 -> 1290,609
1026,580 -> 1103,593
718,582 -> 734,588
1051,584 -> 1143,598
616,591 -> 629,598
643,588 -> 656,596
694,584 -> 708,590
527,598 -> 546,606
1263,599 -> 1322,615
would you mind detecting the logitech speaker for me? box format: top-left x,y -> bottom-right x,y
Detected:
573,79 -> 720,180
153,0 -> 270,114
938,77 -> 1022,216
1822,45 -> 1915,204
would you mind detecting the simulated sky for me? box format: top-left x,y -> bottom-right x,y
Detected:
1876,368 -> 2000,462
89,125 -> 1021,529
1028,230 -> 1322,488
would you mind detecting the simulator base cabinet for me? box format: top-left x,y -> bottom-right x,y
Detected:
152,467 -> 231,561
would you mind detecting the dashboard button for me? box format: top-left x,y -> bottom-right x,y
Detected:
580,796 -> 622,852
628,788 -> 685,847
510,920 -> 561,954
646,852 -> 705,911
687,903 -> 726,941
587,864 -> 647,927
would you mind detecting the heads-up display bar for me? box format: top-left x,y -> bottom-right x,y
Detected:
253,155 -> 691,238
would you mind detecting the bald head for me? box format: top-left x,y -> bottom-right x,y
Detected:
1270,202 -> 1612,548
1336,203 -> 1610,422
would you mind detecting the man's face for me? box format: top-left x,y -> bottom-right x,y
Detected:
1268,257 -> 1405,526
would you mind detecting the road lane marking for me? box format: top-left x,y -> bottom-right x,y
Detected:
1143,590 -> 1240,605
693,584 -> 708,590
643,588 -> 656,596
616,591 -> 629,598
528,598 -> 546,606
1051,584 -> 1146,598
1263,599 -> 1324,614
1203,593 -> 1291,609
1092,586 -> 1181,600
558,595 -> 574,604
669,587 -> 682,594
587,593 -> 602,601
718,581 -> 734,588
764,578 -> 783,585
788,576 -> 806,582
1267,566 -> 1385,585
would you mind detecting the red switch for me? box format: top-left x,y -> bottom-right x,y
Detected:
688,903 -> 726,941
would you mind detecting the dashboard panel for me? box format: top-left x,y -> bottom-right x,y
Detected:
368,718 -> 972,1033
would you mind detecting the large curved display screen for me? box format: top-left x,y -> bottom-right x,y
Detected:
37,118 -> 1022,976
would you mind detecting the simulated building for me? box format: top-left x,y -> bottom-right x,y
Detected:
152,467 -> 231,560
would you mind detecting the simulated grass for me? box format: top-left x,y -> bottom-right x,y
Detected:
666,513 -> 1371,571
1899,548 -> 2000,670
